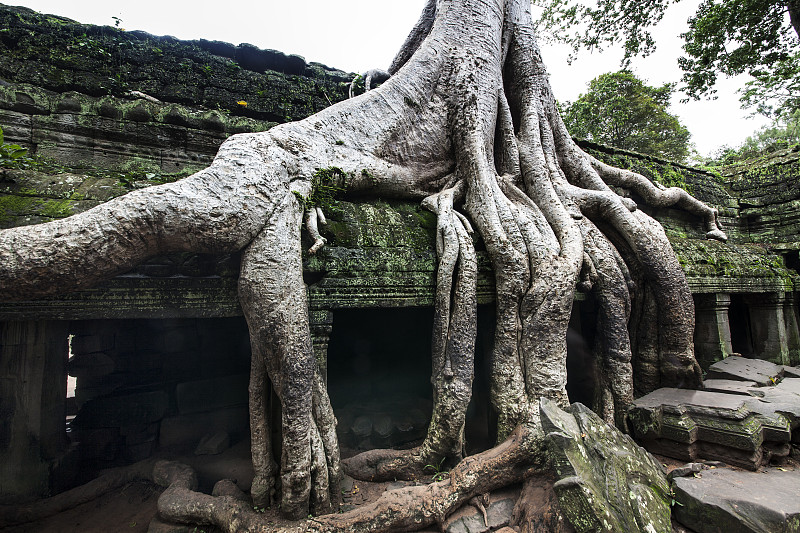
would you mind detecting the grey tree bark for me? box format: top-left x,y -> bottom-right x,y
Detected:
0,0 -> 725,529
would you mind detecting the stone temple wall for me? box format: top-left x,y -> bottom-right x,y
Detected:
0,3 -> 798,503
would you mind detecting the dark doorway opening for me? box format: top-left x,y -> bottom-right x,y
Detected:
325,305 -> 496,455
566,296 -> 598,407
729,294 -> 754,357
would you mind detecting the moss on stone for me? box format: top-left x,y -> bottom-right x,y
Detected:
671,238 -> 796,283
0,4 -> 354,125
0,193 -> 42,225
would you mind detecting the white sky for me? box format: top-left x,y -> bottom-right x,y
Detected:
6,0 -> 770,157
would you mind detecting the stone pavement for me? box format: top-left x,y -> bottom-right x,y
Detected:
627,356 -> 800,532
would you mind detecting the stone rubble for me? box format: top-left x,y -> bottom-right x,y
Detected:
627,357 -> 800,533
629,360 -> 800,470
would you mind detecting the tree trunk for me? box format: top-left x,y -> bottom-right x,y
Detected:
0,0 -> 726,528
788,0 -> 800,41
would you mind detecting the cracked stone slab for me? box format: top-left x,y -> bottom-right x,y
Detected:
706,357 -> 784,386
776,378 -> 800,396
784,366 -> 800,379
541,399 -> 671,533
702,379 -> 759,395
672,467 -> 800,533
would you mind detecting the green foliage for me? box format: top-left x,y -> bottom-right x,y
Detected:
423,458 -> 449,483
593,149 -> 695,193
295,167 -> 348,210
705,109 -> 800,164
349,74 -> 366,97
680,0 -> 800,118
0,126 -> 28,163
535,0 -> 800,118
561,70 -> 692,162
533,0 -> 673,62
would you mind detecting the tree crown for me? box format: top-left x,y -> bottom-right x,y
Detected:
535,0 -> 800,118
560,70 -> 692,162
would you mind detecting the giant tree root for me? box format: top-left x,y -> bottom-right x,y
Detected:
157,426 -> 541,533
0,0 -> 727,520
0,459 -> 159,528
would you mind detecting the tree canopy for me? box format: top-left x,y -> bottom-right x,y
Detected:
560,70 -> 692,161
707,108 -> 800,163
535,0 -> 800,118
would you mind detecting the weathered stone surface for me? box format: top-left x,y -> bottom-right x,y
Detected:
706,357 -> 784,386
693,293 -> 734,369
175,374 -> 249,415
147,516 -> 197,533
194,431 -> 231,456
702,379 -> 759,395
629,386 -> 799,469
672,467 -> 800,533
158,406 -> 249,449
442,488 -> 520,533
629,389 -> 763,469
0,5 -> 353,126
540,399 -> 671,533
71,390 -> 169,429
776,377 -> 800,396
0,320 -> 69,503
785,366 -> 800,379
666,461 -> 724,480
335,396 -> 432,451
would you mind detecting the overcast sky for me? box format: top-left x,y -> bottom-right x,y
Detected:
6,0 -> 770,157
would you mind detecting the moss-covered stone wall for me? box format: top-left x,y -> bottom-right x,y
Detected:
0,4 -> 352,123
722,146 -> 800,253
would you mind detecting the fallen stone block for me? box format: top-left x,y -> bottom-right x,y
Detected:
640,438 -> 767,471
159,406 -> 249,449
195,431 -> 231,456
628,387 -> 800,469
702,379 -> 758,395
443,488 -> 520,533
667,461 -> 725,480
672,467 -> 800,533
541,399 -> 671,533
706,357 -> 784,386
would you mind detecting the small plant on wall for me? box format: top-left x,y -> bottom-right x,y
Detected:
0,126 -> 27,165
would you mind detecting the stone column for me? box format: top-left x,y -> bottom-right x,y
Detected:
784,292 -> 800,366
0,320 -> 69,503
743,293 -> 790,366
693,293 -> 733,370
309,310 -> 333,383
